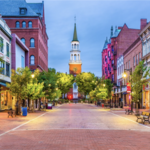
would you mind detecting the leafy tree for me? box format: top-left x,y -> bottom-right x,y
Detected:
38,68 -> 59,101
104,79 -> 113,99
26,81 -> 45,111
6,67 -> 41,113
56,73 -> 74,98
76,72 -> 97,98
131,61 -> 149,111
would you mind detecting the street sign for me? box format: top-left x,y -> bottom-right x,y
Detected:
127,83 -> 131,93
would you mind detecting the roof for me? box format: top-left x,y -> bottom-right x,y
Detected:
72,23 -> 78,42
103,37 -> 108,50
0,0 -> 43,18
111,27 -> 121,38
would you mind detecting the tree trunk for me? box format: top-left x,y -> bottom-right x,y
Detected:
32,100 -> 34,112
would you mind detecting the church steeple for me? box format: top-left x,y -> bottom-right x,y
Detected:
72,17 -> 78,42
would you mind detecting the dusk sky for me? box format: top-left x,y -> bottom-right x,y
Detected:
27,0 -> 150,77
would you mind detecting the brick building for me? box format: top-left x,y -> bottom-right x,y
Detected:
0,0 -> 48,71
139,21 -> 150,109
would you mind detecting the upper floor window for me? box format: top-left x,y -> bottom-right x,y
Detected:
0,37 -> 3,53
16,21 -> 20,28
20,8 -> 27,15
6,63 -> 10,77
128,60 -> 130,69
111,46 -> 114,52
139,52 -> 141,61
136,54 -> 138,65
112,74 -> 114,82
30,55 -> 35,65
133,56 -> 136,66
30,38 -> 35,47
0,61 -> 4,75
28,21 -> 32,28
21,38 -> 25,45
108,51 -> 110,58
6,43 -> 9,57
22,21 -> 26,28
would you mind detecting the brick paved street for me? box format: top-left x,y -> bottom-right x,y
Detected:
0,104 -> 150,150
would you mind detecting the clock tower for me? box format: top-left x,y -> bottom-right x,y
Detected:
69,22 -> 82,76
68,21 -> 82,100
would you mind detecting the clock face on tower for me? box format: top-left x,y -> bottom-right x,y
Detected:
73,67 -> 78,73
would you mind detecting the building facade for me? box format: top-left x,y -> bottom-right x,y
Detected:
123,37 -> 142,107
0,0 -> 48,72
139,22 -> 150,109
68,23 -> 82,100
102,20 -> 147,106
0,15 -> 12,111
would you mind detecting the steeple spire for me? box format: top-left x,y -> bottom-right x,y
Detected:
72,17 -> 78,42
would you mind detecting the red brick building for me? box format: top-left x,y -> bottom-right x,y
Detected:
0,0 -> 48,71
102,20 -> 146,86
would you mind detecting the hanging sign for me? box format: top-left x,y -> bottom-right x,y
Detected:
127,83 -> 131,93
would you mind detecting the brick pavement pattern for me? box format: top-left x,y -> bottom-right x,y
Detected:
0,104 -> 150,150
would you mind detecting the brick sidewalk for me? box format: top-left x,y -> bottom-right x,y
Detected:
0,130 -> 150,150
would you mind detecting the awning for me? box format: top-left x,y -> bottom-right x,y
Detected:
0,82 -> 6,87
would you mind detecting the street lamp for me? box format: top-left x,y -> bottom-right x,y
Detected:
31,72 -> 35,78
123,68 -> 133,112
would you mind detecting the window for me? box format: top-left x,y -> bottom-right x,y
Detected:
28,21 -> 32,28
21,38 -> 25,45
133,56 -> 135,66
124,64 -> 125,70
6,43 -> 9,57
0,61 -> 4,75
22,21 -> 26,28
111,46 -> 114,52
30,38 -> 35,47
74,44 -> 76,49
105,56 -> 107,62
20,8 -> 27,15
136,54 -> 138,65
139,52 -> 141,61
108,51 -> 110,58
143,42 -> 146,57
21,56 -> 25,68
30,55 -> 35,65
16,21 -> 20,28
0,37 -> 3,53
112,74 -> 114,82
6,63 -> 10,77
128,60 -> 130,69
126,62 -> 128,69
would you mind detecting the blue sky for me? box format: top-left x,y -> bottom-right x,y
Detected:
27,0 -> 150,77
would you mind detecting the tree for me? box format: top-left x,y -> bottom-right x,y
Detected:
6,67 -> 41,114
26,81 -> 45,111
89,84 -> 108,101
104,79 -> 113,100
38,68 -> 59,101
131,61 -> 149,111
56,73 -> 74,98
76,72 -> 97,98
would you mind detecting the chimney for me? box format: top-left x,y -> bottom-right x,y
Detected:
140,19 -> 147,30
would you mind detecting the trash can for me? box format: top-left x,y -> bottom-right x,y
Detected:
47,103 -> 52,109
21,107 -> 27,116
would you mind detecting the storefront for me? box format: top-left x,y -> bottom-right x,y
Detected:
143,84 -> 150,109
0,84 -> 12,111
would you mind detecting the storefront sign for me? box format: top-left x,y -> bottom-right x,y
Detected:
127,83 -> 131,93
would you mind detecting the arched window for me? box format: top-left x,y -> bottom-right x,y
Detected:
16,21 -> 20,28
22,21 -> 26,28
28,21 -> 32,28
21,38 -> 25,45
30,55 -> 35,65
74,54 -> 76,61
30,38 -> 35,47
74,44 -> 76,49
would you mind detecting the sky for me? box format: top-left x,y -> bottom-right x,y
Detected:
27,0 -> 150,77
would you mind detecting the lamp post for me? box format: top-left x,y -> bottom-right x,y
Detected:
123,68 -> 133,112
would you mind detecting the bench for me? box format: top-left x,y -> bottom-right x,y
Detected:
8,110 -> 16,118
125,109 -> 134,115
136,112 -> 150,124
